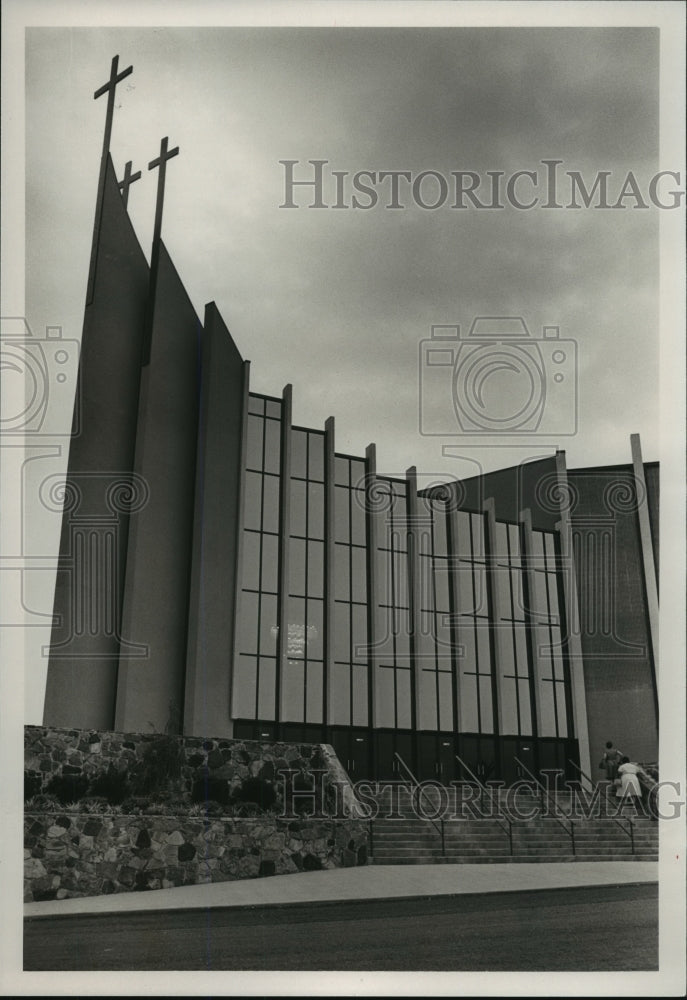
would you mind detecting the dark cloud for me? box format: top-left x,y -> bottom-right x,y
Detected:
26,25 -> 661,480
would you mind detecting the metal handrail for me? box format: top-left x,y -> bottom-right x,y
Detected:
567,758 -> 595,792
454,755 -> 513,854
513,756 -> 576,853
393,752 -> 445,855
567,758 -> 635,844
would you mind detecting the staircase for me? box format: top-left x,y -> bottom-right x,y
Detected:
367,783 -> 659,865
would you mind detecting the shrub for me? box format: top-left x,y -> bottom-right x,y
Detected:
25,793 -> 61,812
120,796 -> 152,815
24,772 -> 42,801
142,787 -> 190,810
79,796 -> 111,814
230,800 -> 263,817
131,735 -> 185,797
44,772 -> 90,805
144,801 -> 172,815
231,777 -> 277,811
158,795 -> 191,813
192,775 -> 230,806
88,764 -> 132,805
189,800 -> 224,817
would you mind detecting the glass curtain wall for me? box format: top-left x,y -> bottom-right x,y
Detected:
530,529 -> 572,738
374,479 -> 413,730
453,510 -> 496,735
416,493 -> 454,732
331,456 -> 370,726
233,394 -> 282,720
232,399 -> 573,764
282,428 -> 326,724
493,521 -> 535,736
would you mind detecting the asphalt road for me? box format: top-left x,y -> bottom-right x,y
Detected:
24,883 -> 657,972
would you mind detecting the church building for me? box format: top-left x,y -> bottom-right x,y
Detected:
42,58 -> 659,786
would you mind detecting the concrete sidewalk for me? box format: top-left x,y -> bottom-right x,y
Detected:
25,861 -> 658,918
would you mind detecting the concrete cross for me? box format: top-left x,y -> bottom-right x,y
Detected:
118,160 -> 141,209
142,137 -> 180,365
94,55 -> 133,161
86,56 -> 134,307
148,136 -> 180,248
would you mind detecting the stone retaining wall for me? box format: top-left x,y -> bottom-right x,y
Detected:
25,725 -> 339,807
24,726 -> 369,901
24,811 -> 368,902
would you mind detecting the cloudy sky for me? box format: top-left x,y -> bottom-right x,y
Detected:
24,23 -> 665,482
7,5 -> 684,729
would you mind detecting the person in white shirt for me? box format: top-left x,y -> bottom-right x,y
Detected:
616,756 -> 642,802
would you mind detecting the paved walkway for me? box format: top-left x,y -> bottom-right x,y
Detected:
25,861 -> 657,918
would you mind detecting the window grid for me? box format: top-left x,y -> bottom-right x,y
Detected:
376,479 -> 413,730
531,529 -> 570,739
494,521 -> 534,737
236,394 -> 282,720
332,456 -> 369,727
454,510 -> 495,735
418,494 -> 454,733
236,404 -> 572,750
284,429 -> 325,724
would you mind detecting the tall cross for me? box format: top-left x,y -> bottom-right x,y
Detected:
148,136 -> 180,251
93,55 -> 133,162
86,55 -> 133,305
118,160 -> 141,209
141,136 -> 180,365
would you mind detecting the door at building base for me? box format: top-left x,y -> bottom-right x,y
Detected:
539,738 -> 579,782
456,735 -> 497,782
375,730 -> 415,780
328,727 -> 371,782
416,732 -> 457,782
500,737 -> 537,786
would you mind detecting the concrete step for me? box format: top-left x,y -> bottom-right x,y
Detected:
370,854 -> 658,865
377,832 -> 511,841
367,798 -> 658,866
368,786 -> 653,811
371,818 -> 657,832
371,844 -> 658,856
370,845 -> 655,863
372,842 -> 658,857
370,834 -> 655,848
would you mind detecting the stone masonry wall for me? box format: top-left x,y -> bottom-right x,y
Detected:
25,725 -> 340,803
24,726 -> 369,901
24,812 -> 368,902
